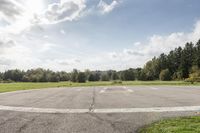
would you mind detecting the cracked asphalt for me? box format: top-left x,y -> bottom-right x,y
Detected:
0,86 -> 200,133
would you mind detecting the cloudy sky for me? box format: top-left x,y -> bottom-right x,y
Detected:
0,0 -> 200,72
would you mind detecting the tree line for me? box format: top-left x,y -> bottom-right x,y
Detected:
0,40 -> 200,83
140,39 -> 200,81
0,68 -> 137,83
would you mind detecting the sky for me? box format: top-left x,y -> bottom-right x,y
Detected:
0,0 -> 200,72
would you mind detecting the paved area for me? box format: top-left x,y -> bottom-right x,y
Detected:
0,86 -> 200,133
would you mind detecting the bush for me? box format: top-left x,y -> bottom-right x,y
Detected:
3,79 -> 14,83
185,77 -> 200,84
159,69 -> 171,81
186,66 -> 200,83
172,71 -> 183,80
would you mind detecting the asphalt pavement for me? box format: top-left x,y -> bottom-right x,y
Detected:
0,86 -> 199,133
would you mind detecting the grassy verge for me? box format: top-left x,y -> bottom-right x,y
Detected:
138,116 -> 200,133
0,81 -> 199,93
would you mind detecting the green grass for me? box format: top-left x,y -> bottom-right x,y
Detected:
138,116 -> 200,133
0,81 -> 199,93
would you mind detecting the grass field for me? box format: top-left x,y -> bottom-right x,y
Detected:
138,116 -> 200,133
0,81 -> 199,93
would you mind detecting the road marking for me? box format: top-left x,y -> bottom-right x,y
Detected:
76,89 -> 82,91
123,86 -> 134,93
100,87 -> 134,94
94,106 -> 200,113
100,87 -> 107,93
148,87 -> 159,90
100,90 -> 105,93
0,105 -> 199,114
0,105 -> 89,114
127,89 -> 134,93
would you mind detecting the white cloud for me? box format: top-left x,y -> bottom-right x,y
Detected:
0,0 -> 121,35
60,29 -> 66,35
1,20 -> 200,71
42,0 -> 86,24
143,21 -> 199,56
107,20 -> 200,68
0,0 -> 87,71
43,35 -> 49,39
0,58 -> 12,66
135,21 -> 200,57
0,0 -> 44,34
0,0 -> 86,34
0,0 -> 24,23
0,0 -> 123,72
98,0 -> 119,14
38,43 -> 55,53
109,52 -> 118,59
0,36 -> 15,55
57,59 -> 81,66
0,36 -> 15,47
1,0 -> 199,72
123,49 -> 144,56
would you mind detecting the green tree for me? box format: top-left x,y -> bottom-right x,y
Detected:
179,43 -> 194,79
0,72 -> 3,81
120,69 -> 135,81
194,40 -> 200,67
71,69 -> 78,82
77,72 -> 86,83
49,72 -> 59,82
158,53 -> 168,71
58,71 -> 70,81
88,73 -> 95,81
143,58 -> 160,80
111,71 -> 119,80
101,73 -> 110,81
84,69 -> 91,81
94,72 -> 101,81
137,69 -> 147,81
3,69 -> 24,82
159,69 -> 171,81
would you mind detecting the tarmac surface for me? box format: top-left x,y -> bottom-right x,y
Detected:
0,86 -> 200,133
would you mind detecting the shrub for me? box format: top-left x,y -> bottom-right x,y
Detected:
159,69 -> 171,81
185,66 -> 200,83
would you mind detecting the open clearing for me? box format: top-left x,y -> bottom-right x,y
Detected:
0,86 -> 199,133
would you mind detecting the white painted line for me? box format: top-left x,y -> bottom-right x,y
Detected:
127,89 -> 134,93
94,106 -> 200,113
76,89 -> 82,91
0,105 -> 89,114
0,105 -> 199,114
123,86 -> 133,93
100,87 -> 107,93
148,87 -> 159,90
123,86 -> 127,89
100,90 -> 105,93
